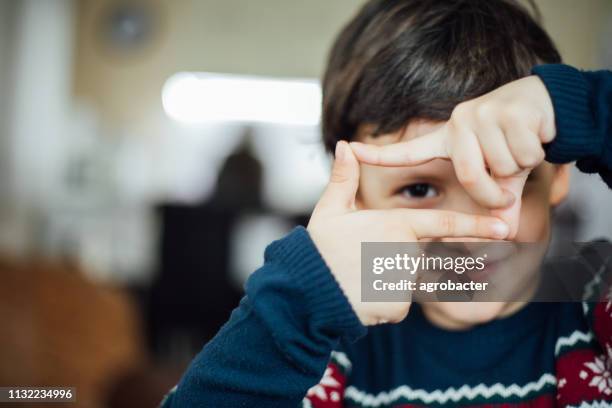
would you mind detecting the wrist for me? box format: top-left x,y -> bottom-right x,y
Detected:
531,64 -> 603,164
529,75 -> 556,142
260,227 -> 366,341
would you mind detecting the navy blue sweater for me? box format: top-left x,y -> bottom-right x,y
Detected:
161,64 -> 612,407
532,64 -> 612,186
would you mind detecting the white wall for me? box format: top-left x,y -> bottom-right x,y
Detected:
0,0 -> 14,209
0,0 -> 74,256
8,0 -> 73,206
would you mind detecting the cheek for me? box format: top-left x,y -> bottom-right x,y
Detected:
515,185 -> 552,242
357,166 -> 393,209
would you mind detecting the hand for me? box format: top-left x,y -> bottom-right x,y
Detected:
307,141 -> 511,326
349,75 -> 555,238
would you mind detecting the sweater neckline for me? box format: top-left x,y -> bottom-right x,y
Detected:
405,302 -> 555,346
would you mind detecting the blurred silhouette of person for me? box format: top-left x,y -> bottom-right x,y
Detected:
209,134 -> 263,211
148,128 -> 264,365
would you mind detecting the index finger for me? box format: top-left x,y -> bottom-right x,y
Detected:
350,127 -> 448,167
389,209 -> 510,240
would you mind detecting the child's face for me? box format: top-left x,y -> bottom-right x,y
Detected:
355,120 -> 571,328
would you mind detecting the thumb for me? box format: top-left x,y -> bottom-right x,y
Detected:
316,141 -> 360,214
491,172 -> 528,239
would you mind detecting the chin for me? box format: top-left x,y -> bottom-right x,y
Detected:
433,302 -> 508,328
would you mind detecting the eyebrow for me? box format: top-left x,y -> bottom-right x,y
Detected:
370,159 -> 454,182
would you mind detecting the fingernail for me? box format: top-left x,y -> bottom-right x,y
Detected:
491,222 -> 510,239
503,190 -> 516,207
335,141 -> 346,162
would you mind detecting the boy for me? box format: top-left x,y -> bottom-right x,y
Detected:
162,0 -> 612,406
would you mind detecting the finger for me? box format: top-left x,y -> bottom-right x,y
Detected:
503,126 -> 545,170
449,127 -> 514,209
475,123 -> 521,177
349,128 -> 448,167
491,172 -> 528,239
531,76 -> 556,143
539,115 -> 556,144
390,209 -> 510,240
316,141 -> 360,214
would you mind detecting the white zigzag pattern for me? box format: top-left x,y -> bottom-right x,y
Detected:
301,398 -> 313,408
343,373 -> 557,407
583,301 -> 591,316
331,351 -> 352,371
567,401 -> 612,408
555,330 -> 594,356
582,263 -> 607,301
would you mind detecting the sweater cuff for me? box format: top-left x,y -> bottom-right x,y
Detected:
531,64 -> 603,165
263,226 -> 366,342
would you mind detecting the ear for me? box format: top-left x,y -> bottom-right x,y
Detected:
549,164 -> 571,207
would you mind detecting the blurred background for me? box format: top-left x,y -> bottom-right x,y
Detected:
0,0 -> 611,407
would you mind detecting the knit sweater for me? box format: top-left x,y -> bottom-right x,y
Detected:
160,64 -> 612,407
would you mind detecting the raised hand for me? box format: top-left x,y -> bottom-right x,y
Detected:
349,75 -> 555,238
307,141 -> 511,326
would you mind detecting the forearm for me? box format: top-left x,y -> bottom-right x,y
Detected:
532,64 -> 612,187
161,227 -> 365,407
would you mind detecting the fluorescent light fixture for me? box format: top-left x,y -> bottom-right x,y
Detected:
162,72 -> 322,126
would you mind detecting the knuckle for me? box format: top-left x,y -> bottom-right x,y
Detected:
501,104 -> 524,124
446,123 -> 461,146
438,213 -> 457,235
452,102 -> 472,120
492,161 -> 519,177
492,167 -> 512,178
474,102 -> 495,121
516,148 -> 545,168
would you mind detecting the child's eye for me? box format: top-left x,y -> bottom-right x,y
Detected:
400,183 -> 439,199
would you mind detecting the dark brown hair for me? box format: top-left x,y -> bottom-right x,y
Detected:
322,0 -> 561,152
